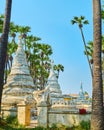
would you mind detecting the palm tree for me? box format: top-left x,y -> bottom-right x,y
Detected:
37,43 -> 53,89
54,64 -> 64,78
85,36 -> 104,77
0,0 -> 12,114
91,0 -> 104,129
71,16 -> 93,77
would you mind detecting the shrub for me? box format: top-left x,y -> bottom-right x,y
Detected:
34,126 -> 47,130
5,115 -> 18,127
50,124 -> 57,130
79,120 -> 90,130
0,119 -> 7,126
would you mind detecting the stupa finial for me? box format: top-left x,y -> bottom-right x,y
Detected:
51,60 -> 54,70
18,35 -> 23,47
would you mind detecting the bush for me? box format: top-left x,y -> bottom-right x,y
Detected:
34,126 -> 47,130
5,115 -> 18,126
0,119 -> 7,126
79,120 -> 90,130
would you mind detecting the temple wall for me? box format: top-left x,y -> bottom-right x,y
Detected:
37,101 -> 49,127
1,105 -> 17,117
48,111 -> 91,127
37,103 -> 91,127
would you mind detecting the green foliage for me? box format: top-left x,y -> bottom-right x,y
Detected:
102,10 -> 104,20
50,123 -> 57,129
0,14 -> 4,33
5,115 -> 18,127
0,115 -> 26,129
0,118 -> 7,126
0,121 -> 91,130
78,120 -> 90,130
33,126 -> 47,130
54,64 -> 64,78
102,1 -> 104,20
85,36 -> 104,68
85,41 -> 93,57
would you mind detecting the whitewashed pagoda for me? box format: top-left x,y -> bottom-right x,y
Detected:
45,61 -> 62,96
2,37 -> 36,107
44,61 -> 64,105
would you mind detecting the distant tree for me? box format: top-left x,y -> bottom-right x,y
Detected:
0,0 -> 12,115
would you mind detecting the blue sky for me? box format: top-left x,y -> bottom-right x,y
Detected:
0,0 -> 94,96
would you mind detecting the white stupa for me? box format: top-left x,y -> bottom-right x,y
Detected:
45,60 -> 62,98
2,37 -> 36,105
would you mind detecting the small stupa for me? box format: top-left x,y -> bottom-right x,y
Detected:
30,60 -> 63,106
45,60 -> 62,97
2,36 -> 36,106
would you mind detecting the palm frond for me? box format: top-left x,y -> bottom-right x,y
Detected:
80,16 -> 85,20
83,20 -> 89,24
71,20 -> 77,24
74,16 -> 78,21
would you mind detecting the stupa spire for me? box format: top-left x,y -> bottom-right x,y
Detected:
78,81 -> 85,100
48,60 -> 57,81
79,81 -> 83,93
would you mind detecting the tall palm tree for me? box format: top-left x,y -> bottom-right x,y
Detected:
0,0 -> 12,114
91,0 -> 104,129
71,16 -> 93,77
38,43 -> 53,89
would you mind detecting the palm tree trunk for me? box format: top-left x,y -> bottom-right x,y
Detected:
80,27 -> 93,77
4,58 -> 8,84
91,0 -> 104,130
0,0 -> 12,114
